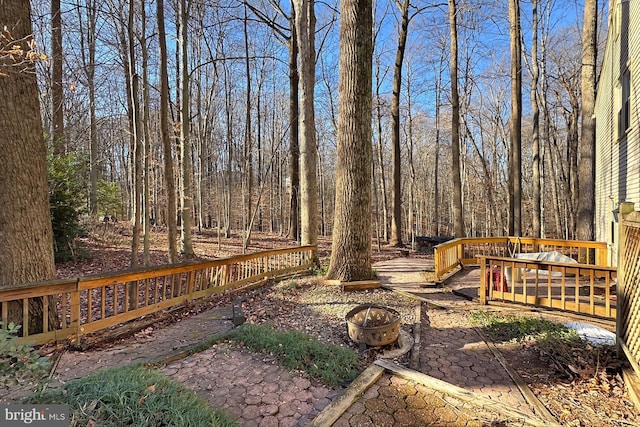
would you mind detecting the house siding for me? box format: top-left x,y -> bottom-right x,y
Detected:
595,0 -> 639,266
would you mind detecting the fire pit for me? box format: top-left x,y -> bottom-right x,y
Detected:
345,304 -> 400,347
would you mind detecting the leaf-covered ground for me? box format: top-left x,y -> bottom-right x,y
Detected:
54,225 -> 639,426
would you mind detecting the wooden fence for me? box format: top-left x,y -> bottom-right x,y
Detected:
0,246 -> 316,346
434,237 -> 608,282
619,212 -> 640,377
477,255 -> 617,320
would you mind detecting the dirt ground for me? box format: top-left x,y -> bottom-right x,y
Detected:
55,224 -> 639,426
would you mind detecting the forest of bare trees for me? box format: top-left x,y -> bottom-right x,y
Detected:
21,0 -> 603,264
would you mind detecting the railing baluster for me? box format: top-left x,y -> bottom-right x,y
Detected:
87,289 -> 92,323
101,286 -> 106,320
22,299 -> 29,337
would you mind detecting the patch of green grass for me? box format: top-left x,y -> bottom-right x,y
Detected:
271,280 -> 299,295
312,264 -> 329,276
469,311 -> 578,341
26,365 -> 237,427
227,323 -> 359,387
469,311 -> 582,369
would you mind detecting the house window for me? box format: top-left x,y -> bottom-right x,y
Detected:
619,69 -> 630,137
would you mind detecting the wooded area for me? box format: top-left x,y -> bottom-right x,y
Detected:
2,0 -> 602,280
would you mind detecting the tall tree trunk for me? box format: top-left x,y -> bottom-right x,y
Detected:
449,0 -> 464,237
0,0 -> 58,333
141,0 -> 151,265
51,0 -> 65,156
179,0 -> 194,256
509,0 -> 522,237
77,0 -> 99,218
294,0 -> 318,249
287,3 -> 300,242
242,2 -> 253,250
434,50 -> 444,237
577,0 -> 597,242
531,0 -> 541,237
326,0 -> 373,281
127,0 -> 142,311
540,4 -> 551,237
157,0 -> 178,263
374,56 -> 388,242
223,54 -> 233,238
406,74 -> 416,246
128,0 -> 142,272
389,0 -> 410,247
567,96 -> 580,239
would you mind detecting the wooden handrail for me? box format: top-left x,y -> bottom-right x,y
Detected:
478,255 -> 617,320
434,237 -> 608,282
0,245 -> 317,346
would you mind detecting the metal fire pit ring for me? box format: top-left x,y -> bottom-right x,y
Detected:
345,304 -> 400,347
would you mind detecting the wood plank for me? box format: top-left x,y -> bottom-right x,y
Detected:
69,290 -> 81,345
375,359 -> 560,427
2,302 -> 7,329
341,280 -> 381,292
308,364 -> 384,427
101,287 -> 106,320
86,289 -> 92,323
43,296 -> 49,333
481,335 -> 559,423
22,299 -> 28,337
14,327 -> 76,346
0,282 -> 77,302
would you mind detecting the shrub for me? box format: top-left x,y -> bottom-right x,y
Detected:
0,323 -> 49,386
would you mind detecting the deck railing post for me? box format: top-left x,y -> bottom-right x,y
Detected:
433,247 -> 441,281
617,203 -> 636,356
70,280 -> 81,346
479,257 -> 487,305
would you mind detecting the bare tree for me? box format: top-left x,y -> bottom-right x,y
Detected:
577,0 -> 597,242
389,0 -> 411,247
179,0 -> 194,256
288,4 -> 300,241
127,0 -> 143,269
374,55 -> 389,241
76,0 -> 98,216
242,1 -> 254,249
293,0 -> 318,248
141,0 -> 152,264
530,0 -> 541,237
51,0 -> 65,156
326,0 -> 373,281
508,0 -> 522,236
157,0 -> 179,262
449,0 -> 464,237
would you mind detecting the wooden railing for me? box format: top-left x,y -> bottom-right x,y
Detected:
434,237 -> 608,281
478,255 -> 617,320
0,246 -> 317,346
